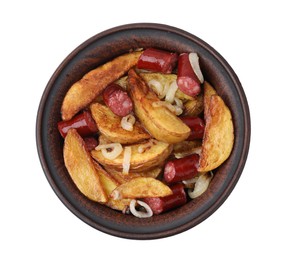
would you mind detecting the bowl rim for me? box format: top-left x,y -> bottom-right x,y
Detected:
36,23 -> 251,239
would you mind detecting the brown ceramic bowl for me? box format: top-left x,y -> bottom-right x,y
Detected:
36,23 -> 250,239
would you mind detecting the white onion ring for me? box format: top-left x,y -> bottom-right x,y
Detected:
121,114 -> 136,131
95,143 -> 123,160
122,146 -> 132,174
129,199 -> 153,218
188,172 -> 213,199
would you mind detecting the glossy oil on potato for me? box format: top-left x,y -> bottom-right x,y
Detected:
90,103 -> 150,144
61,51 -> 142,121
110,177 -> 172,199
128,69 -> 190,144
63,129 -> 107,202
91,139 -> 173,172
198,94 -> 234,172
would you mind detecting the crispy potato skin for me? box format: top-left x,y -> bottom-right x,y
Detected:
110,177 -> 172,199
91,139 -> 172,173
93,163 -> 131,211
128,69 -> 190,144
90,103 -> 150,144
198,94 -> 234,172
61,51 -> 142,121
63,129 -> 107,202
203,81 -> 217,118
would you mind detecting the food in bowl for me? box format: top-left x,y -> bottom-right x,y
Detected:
57,47 -> 234,218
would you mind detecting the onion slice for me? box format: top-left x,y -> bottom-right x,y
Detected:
95,143 -> 123,160
122,146 -> 132,174
148,79 -> 164,98
165,81 -> 178,103
189,53 -> 204,83
121,114 -> 136,131
188,172 -> 213,199
129,199 -> 153,218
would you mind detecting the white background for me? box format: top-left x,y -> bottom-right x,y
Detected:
1,0 -> 285,259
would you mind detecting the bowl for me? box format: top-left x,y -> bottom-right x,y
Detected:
36,23 -> 250,239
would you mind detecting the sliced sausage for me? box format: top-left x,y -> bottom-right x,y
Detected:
180,116 -> 205,140
164,154 -> 200,184
137,48 -> 178,74
58,110 -> 98,138
83,136 -> 98,151
103,83 -> 133,117
177,53 -> 201,97
144,183 -> 187,214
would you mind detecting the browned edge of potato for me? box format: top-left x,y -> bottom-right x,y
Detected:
90,102 -> 150,144
198,82 -> 234,172
63,129 -> 107,202
61,51 -> 142,121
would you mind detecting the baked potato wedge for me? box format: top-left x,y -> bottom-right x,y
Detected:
104,166 -> 162,184
91,139 -> 172,173
93,163 -> 131,211
90,103 -> 150,144
110,177 -> 172,199
61,51 -> 142,121
198,94 -> 234,172
128,69 -> 190,144
63,129 -> 107,202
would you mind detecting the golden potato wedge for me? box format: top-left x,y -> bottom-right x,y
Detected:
128,69 -> 190,144
110,177 -> 172,199
198,95 -> 234,172
63,129 -> 107,202
139,72 -> 195,101
183,93 -> 204,116
90,103 -> 150,144
61,51 -> 142,121
93,163 -> 131,211
203,81 -> 217,118
91,139 -> 172,172
104,166 -> 162,184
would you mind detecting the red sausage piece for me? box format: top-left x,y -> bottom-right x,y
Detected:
180,116 -> 205,140
144,183 -> 187,215
137,48 -> 178,74
103,83 -> 133,117
164,154 -> 199,184
83,137 -> 98,151
58,110 -> 98,138
177,53 -> 201,97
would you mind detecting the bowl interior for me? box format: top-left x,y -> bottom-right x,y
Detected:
36,23 -> 250,239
